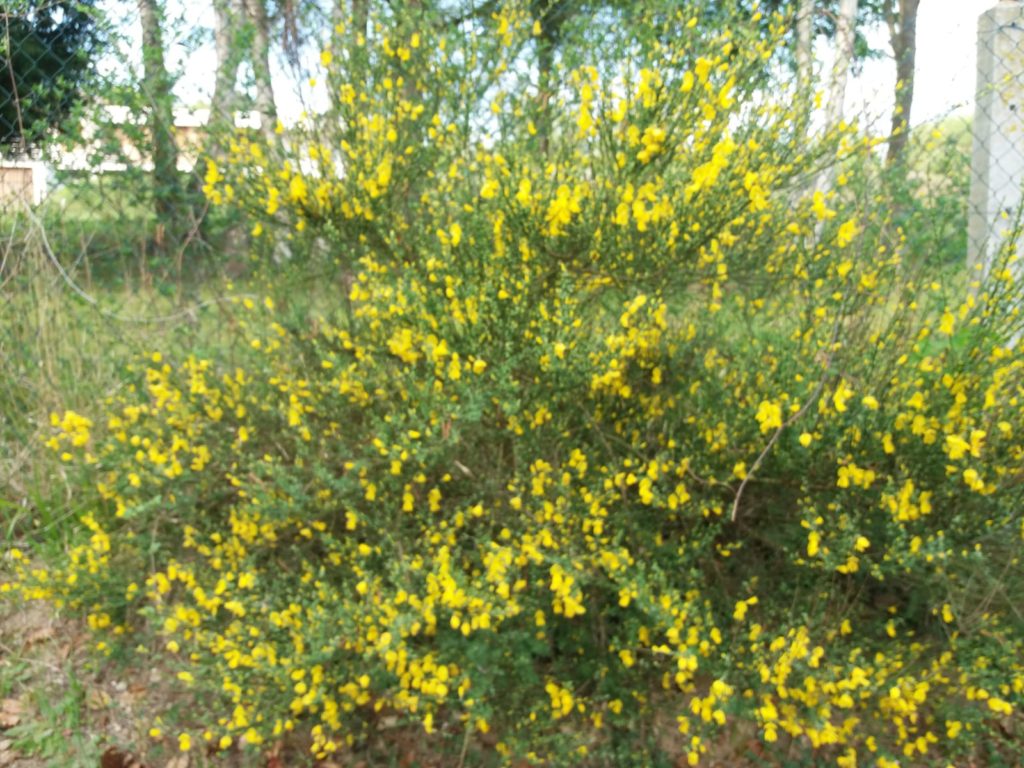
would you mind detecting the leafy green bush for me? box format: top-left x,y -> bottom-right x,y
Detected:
850,115 -> 972,274
7,2 -> 1024,766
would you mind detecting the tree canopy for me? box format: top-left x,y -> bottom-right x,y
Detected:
0,0 -> 99,151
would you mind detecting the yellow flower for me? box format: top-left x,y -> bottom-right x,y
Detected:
755,399 -> 782,434
836,218 -> 858,247
515,178 -> 532,206
988,698 -> 1013,715
807,531 -> 821,557
832,379 -> 853,413
811,190 -> 835,220
733,600 -> 751,621
480,178 -> 500,199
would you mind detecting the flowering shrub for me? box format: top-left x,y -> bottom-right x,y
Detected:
7,2 -> 1024,765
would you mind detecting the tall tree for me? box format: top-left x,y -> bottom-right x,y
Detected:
825,0 -> 857,130
810,0 -> 922,165
245,0 -> 276,141
209,0 -> 277,141
531,0 -> 576,156
137,0 -> 182,229
884,0 -> 919,166
211,0 -> 243,125
795,0 -> 814,89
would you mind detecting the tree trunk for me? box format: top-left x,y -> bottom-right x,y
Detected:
536,35 -> 553,156
794,0 -> 815,141
245,0 -> 277,142
350,0 -> 369,68
211,0 -> 243,127
531,0 -> 573,157
886,0 -> 920,166
825,0 -> 857,131
795,0 -> 814,90
810,0 -> 857,243
137,0 -> 181,234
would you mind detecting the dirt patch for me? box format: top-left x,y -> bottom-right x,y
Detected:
0,595 -> 166,767
0,594 -> 333,767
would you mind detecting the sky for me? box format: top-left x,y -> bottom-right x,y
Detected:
844,0 -> 996,129
151,0 -> 1001,129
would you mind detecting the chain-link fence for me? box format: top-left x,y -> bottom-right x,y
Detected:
1,2 -> 1018,272
0,0 -> 330,280
1,0 -> 1022,483
0,0 -> 213,292
0,0 -> 332,500
969,0 -> 1024,280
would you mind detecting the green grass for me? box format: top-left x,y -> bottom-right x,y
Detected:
1,235 -> 207,541
2,666 -> 101,767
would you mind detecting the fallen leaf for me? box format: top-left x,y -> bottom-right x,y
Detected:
745,737 -> 766,758
101,746 -> 149,768
87,688 -> 112,710
164,754 -> 189,768
23,625 -> 55,646
0,700 -> 21,729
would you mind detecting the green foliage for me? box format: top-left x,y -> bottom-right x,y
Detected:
872,115 -> 972,270
0,0 -> 100,149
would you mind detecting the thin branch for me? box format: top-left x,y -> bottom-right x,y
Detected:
2,11 -> 26,148
730,301 -> 848,523
456,721 -> 472,768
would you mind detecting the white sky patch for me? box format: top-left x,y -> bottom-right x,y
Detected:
104,0 -> 999,130
843,0 -> 994,128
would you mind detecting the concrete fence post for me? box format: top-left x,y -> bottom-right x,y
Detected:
968,0 -> 1024,281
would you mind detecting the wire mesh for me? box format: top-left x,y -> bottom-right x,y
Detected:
0,0 -> 1019,357
968,1 -> 1024,279
0,2 -> 1014,269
